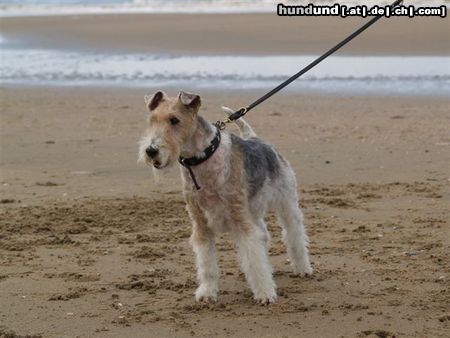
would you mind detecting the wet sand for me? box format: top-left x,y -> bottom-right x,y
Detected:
1,85 -> 449,337
1,14 -> 449,55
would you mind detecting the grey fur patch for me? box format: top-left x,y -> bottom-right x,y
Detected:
231,134 -> 280,197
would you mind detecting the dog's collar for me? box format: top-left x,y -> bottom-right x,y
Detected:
178,127 -> 221,190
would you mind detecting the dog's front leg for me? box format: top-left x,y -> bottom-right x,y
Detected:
187,201 -> 219,302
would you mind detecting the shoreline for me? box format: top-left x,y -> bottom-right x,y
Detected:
2,13 -> 448,95
1,80 -> 449,99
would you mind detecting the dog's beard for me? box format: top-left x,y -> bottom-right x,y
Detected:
151,165 -> 163,183
138,150 -> 176,186
138,136 -> 179,168
151,155 -> 179,186
154,153 -> 175,170
138,136 -> 182,191
138,136 -> 152,165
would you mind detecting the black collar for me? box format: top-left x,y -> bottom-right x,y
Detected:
178,127 -> 221,190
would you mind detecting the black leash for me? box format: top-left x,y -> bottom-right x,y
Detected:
215,0 -> 404,129
183,0 -> 404,190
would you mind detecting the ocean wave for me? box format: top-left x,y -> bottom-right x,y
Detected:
1,48 -> 449,96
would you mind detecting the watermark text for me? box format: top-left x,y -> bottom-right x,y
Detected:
277,3 -> 447,18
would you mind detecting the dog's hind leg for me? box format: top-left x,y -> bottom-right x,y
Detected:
221,106 -> 256,139
234,226 -> 277,304
276,188 -> 313,277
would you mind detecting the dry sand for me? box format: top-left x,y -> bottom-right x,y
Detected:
1,86 -> 449,338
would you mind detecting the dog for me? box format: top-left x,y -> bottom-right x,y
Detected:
138,90 -> 312,304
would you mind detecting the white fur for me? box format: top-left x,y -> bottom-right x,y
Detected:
190,233 -> 219,301
234,227 -> 277,303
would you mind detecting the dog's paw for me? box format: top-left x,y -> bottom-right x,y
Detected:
292,263 -> 313,277
195,284 -> 218,302
253,289 -> 277,305
254,293 -> 277,305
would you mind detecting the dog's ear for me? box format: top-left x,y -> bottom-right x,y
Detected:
145,91 -> 167,111
178,91 -> 201,111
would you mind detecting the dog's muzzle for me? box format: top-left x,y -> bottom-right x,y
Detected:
146,145 -> 159,158
145,146 -> 162,168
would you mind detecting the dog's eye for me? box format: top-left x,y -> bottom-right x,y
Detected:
169,117 -> 180,126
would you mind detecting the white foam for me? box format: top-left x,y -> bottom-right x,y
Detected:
1,47 -> 449,96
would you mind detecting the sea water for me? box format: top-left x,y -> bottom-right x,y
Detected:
1,1 -> 449,96
1,36 -> 449,96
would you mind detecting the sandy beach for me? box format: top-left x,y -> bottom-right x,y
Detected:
1,9 -> 450,338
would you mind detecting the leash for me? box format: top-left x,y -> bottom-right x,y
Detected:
215,0 -> 404,130
183,0 -> 404,190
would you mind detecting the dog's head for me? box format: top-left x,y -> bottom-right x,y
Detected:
138,90 -> 201,169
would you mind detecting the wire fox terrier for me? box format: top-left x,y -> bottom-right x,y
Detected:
138,90 -> 312,304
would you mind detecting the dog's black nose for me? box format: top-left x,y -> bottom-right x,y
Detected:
146,146 -> 159,158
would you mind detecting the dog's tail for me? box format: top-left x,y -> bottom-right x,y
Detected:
221,106 -> 256,139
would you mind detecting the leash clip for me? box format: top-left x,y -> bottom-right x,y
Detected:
214,106 -> 248,130
213,119 -> 229,130
230,106 -> 248,121
237,106 -> 248,116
